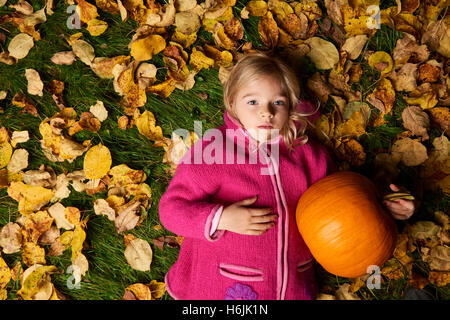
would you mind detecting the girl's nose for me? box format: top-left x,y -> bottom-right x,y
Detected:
259,108 -> 274,119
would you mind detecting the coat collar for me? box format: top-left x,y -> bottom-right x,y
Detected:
223,110 -> 282,154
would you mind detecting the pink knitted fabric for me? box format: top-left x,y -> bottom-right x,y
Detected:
159,101 -> 336,300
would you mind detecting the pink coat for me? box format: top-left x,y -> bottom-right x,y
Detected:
158,102 -> 336,300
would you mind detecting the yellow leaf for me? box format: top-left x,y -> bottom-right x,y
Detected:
0,257 -> 11,289
71,224 -> 86,260
7,181 -> 54,215
189,46 -> 215,72
146,77 -> 177,98
83,144 -> 112,179
404,90 -> 439,110
86,18 -> 108,36
148,279 -> 166,299
135,110 -> 164,142
22,242 -> 46,267
0,141 -> 12,169
109,164 -> 147,186
125,283 -> 152,300
368,51 -> 393,75
245,0 -> 268,16
18,265 -> 57,300
170,29 -> 197,48
76,0 -> 99,23
130,35 -> 166,61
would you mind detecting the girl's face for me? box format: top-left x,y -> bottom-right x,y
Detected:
231,75 -> 289,143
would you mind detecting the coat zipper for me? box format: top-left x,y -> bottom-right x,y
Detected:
263,146 -> 289,300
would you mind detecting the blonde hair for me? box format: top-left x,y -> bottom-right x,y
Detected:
223,51 -> 318,152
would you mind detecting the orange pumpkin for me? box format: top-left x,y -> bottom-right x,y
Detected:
296,171 -> 397,278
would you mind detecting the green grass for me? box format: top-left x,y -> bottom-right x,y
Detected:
0,0 -> 448,301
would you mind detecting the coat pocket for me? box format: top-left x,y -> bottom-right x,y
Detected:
219,263 -> 264,282
296,258 -> 314,273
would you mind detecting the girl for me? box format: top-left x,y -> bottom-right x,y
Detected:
158,52 -> 415,300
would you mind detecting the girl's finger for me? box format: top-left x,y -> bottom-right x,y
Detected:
251,214 -> 277,224
250,222 -> 275,231
389,184 -> 400,192
252,208 -> 274,216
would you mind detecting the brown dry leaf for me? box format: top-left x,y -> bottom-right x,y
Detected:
423,245 -> 450,272
401,106 -> 430,141
392,32 -> 429,67
428,107 -> 450,136
6,148 -> 28,173
11,131 -> 29,148
335,283 -> 361,300
136,62 -> 157,89
79,112 -> 101,132
8,32 -> 34,60
123,283 -> 152,300
391,137 -> 428,167
305,37 -> 339,70
175,11 -> 201,35
83,143 -> 112,179
341,34 -> 368,60
25,68 -> 43,96
258,11 -> 279,48
89,100 -> 108,122
114,200 -> 141,233
408,220 -> 441,247
47,202 -> 75,230
389,63 -> 418,92
334,138 -> 366,167
114,61 -> 147,108
428,271 -> 450,287
94,198 -> 116,221
91,55 -> 131,79
12,93 -> 38,117
366,78 -> 396,114
421,16 -> 450,59
21,210 -> 54,243
71,39 -> 95,66
124,237 -> 153,271
0,222 -> 23,254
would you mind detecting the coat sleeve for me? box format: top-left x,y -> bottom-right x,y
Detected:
324,147 -> 338,175
158,149 -> 225,241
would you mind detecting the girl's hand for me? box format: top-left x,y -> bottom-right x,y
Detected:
217,196 -> 277,235
382,184 -> 415,220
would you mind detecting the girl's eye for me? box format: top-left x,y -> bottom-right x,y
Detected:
247,100 -> 257,105
273,100 -> 285,106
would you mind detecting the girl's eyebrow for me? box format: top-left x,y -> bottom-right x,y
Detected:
241,93 -> 288,99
